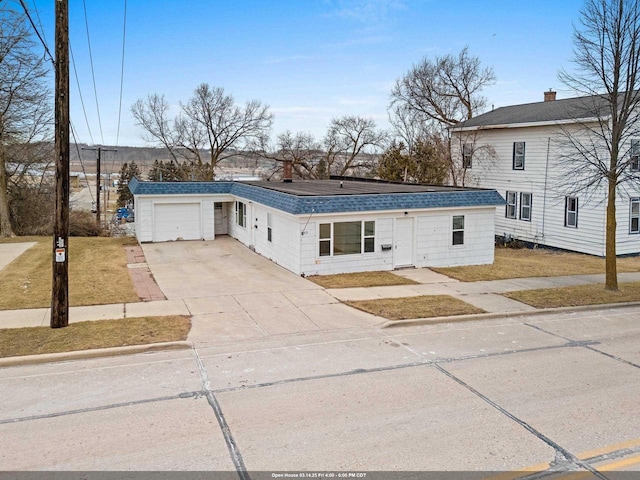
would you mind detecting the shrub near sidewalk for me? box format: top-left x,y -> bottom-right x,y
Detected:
0,237 -> 140,310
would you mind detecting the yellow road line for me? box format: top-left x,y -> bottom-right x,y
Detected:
577,437 -> 640,460
598,453 -> 640,471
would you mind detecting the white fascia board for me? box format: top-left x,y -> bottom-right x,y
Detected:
450,117 -> 606,132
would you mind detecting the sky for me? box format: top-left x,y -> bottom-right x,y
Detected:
29,0 -> 586,148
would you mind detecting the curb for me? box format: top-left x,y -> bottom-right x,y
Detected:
381,300 -> 640,329
0,341 -> 191,368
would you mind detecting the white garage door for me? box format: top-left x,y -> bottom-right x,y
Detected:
153,203 -> 202,242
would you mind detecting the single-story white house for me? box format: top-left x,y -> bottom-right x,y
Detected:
128,176 -> 504,276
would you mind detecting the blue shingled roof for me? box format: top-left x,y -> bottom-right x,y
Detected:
128,177 -> 504,214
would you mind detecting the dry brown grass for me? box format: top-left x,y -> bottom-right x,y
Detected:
432,247 -> 640,282
308,271 -> 419,289
0,316 -> 191,358
504,282 -> 640,309
0,236 -> 140,310
345,295 -> 484,320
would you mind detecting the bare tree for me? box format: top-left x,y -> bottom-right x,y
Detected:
131,94 -> 180,162
132,84 -> 273,180
0,6 -> 52,237
391,46 -> 495,127
259,131 -> 323,179
557,0 -> 640,290
390,47 -> 495,186
323,116 -> 388,176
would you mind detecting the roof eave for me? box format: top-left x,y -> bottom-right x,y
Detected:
450,116 -> 607,132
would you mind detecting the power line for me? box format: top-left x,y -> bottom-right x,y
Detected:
70,122 -> 96,204
115,0 -> 128,147
82,0 -> 104,144
69,43 -> 96,145
18,0 -> 54,65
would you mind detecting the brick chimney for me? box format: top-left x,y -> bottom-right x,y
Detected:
544,89 -> 557,102
282,159 -> 293,183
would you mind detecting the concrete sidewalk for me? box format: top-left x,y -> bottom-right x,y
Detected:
2,270 -> 639,330
327,271 -> 640,314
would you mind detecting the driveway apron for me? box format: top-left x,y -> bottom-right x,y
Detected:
141,237 -> 379,344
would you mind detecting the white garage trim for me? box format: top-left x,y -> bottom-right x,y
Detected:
153,202 -> 202,242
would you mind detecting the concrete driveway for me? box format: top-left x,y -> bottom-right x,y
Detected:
141,236 -> 379,343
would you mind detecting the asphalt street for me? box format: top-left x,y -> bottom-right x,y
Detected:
2,305 -> 640,477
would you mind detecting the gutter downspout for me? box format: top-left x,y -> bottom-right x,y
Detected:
541,137 -> 551,241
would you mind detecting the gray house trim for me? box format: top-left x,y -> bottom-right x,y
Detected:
451,93 -> 618,131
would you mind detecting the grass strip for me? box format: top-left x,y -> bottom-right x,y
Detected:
503,281 -> 640,309
308,271 -> 419,289
345,295 -> 484,320
0,316 -> 191,358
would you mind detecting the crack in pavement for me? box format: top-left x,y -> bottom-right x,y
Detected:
192,346 -> 249,480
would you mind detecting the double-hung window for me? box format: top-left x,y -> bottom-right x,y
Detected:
452,215 -> 465,246
513,142 -> 525,170
631,198 -> 640,234
631,139 -> 639,172
267,212 -> 273,242
520,193 -> 532,221
318,221 -> 375,256
235,201 -> 246,227
565,196 -> 578,228
462,143 -> 473,169
505,191 -> 517,219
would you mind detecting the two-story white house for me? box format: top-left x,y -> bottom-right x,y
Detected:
450,90 -> 640,257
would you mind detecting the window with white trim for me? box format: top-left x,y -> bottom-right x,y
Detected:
462,143 -> 473,169
631,198 -> 640,234
520,193 -> 532,221
506,191 -> 517,219
235,201 -> 246,227
452,215 -> 464,245
267,212 -> 273,242
513,142 -> 525,170
631,139 -> 639,172
318,221 -> 375,256
565,196 -> 578,228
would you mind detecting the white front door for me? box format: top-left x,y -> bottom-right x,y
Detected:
394,217 -> 414,267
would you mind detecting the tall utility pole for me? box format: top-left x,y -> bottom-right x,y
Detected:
83,147 -> 116,224
51,0 -> 69,328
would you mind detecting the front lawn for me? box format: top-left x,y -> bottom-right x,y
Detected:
308,271 -> 419,289
431,247 -> 640,282
0,236 -> 140,310
503,282 -> 640,309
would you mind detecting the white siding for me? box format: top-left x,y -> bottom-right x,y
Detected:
248,204 -> 302,275
453,125 -> 640,256
299,214 -> 394,276
134,192 -> 498,275
415,208 -> 496,267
